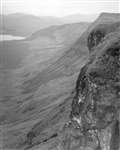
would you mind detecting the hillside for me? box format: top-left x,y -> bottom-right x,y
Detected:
0,22 -> 90,70
1,13 -> 120,150
0,13 -> 94,36
1,22 -> 89,149
0,13 -> 63,36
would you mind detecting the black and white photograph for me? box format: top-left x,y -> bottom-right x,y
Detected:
0,0 -> 120,149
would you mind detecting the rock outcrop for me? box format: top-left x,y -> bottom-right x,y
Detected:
87,22 -> 120,51
60,22 -> 120,150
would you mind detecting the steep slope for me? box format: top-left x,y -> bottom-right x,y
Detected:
1,13 -> 120,150
60,16 -> 120,150
27,22 -> 89,42
24,13 -> 120,150
0,22 -> 90,70
1,22 -> 89,149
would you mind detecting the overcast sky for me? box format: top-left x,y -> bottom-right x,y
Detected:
1,0 -> 120,17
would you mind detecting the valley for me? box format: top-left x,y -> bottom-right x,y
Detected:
0,22 -> 89,149
0,12 -> 120,150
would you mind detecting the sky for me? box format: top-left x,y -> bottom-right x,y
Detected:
1,0 -> 120,17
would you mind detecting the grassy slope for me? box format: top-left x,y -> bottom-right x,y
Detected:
1,22 -> 89,149
1,13 -> 120,150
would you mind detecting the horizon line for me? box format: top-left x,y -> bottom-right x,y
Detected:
1,11 -> 119,18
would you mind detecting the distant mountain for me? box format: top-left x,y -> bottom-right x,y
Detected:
0,13 -> 96,36
0,13 -> 63,36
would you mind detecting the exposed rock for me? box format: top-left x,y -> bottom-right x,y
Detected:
87,22 -> 120,51
61,23 -> 120,150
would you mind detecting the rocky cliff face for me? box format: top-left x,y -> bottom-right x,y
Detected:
60,23 -> 120,150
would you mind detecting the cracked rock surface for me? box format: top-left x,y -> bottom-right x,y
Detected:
60,23 -> 120,150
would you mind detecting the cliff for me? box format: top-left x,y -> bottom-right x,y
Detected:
60,15 -> 120,150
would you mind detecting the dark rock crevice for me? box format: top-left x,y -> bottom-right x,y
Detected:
110,120 -> 120,150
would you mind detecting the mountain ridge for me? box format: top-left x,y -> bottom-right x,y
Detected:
0,13 -> 96,36
1,12 -> 120,150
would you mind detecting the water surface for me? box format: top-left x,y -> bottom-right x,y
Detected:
0,34 -> 25,41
